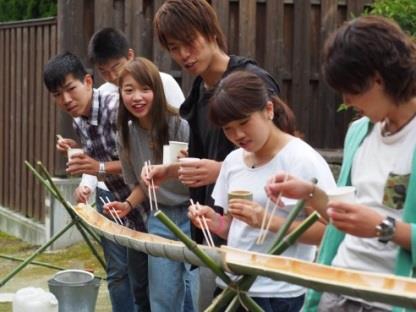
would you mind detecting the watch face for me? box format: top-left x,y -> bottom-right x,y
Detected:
376,217 -> 396,243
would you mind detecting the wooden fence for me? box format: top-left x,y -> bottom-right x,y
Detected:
58,0 -> 372,150
0,17 -> 58,222
1,0 -> 372,222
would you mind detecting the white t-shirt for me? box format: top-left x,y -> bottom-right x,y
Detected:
160,72 -> 185,109
332,116 -> 416,274
212,138 -> 336,298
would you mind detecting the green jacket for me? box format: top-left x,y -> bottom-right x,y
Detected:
303,117 -> 416,312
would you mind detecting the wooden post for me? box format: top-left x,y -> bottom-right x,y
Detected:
55,0 -> 94,176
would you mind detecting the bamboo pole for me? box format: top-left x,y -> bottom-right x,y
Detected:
155,210 -> 265,311
0,254 -> 105,280
154,210 -> 231,285
207,199 -> 317,311
0,220 -> 76,287
28,161 -> 106,269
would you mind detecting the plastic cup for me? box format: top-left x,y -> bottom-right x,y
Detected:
67,148 -> 84,159
327,186 -> 356,203
168,141 -> 188,164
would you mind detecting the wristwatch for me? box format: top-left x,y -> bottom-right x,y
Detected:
375,216 -> 396,244
98,162 -> 106,181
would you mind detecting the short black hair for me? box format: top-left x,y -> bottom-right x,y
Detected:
43,52 -> 87,93
88,27 -> 130,64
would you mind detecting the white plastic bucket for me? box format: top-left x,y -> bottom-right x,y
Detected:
12,287 -> 58,312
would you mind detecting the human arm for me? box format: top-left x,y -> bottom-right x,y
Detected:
228,198 -> 325,245
66,153 -> 122,176
104,184 -> 146,218
327,201 -> 411,250
265,172 -> 330,221
178,158 -> 222,187
141,163 -> 181,187
187,203 -> 232,239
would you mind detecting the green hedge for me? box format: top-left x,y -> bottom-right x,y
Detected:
0,0 -> 57,22
366,0 -> 416,37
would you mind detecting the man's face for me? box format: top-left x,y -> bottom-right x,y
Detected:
166,33 -> 218,77
97,56 -> 129,85
52,74 -> 93,118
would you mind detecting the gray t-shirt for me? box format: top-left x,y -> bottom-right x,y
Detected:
118,116 -> 189,206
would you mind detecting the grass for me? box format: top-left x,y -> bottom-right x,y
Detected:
0,231 -> 110,312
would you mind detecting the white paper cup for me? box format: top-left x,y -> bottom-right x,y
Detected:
327,186 -> 356,203
67,148 -> 84,159
168,141 -> 188,163
162,145 -> 170,165
178,157 -> 200,185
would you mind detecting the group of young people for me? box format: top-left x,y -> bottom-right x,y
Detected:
42,0 -> 416,311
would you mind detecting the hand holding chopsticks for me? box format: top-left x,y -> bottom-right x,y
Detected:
100,196 -> 125,226
257,173 -> 289,245
189,199 -> 215,247
55,134 -> 78,153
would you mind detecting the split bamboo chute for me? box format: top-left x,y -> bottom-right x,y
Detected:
73,203 -> 416,310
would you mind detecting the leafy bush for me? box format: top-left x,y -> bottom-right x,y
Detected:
366,0 -> 416,37
0,0 -> 57,22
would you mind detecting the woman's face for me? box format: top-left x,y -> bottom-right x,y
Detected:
342,77 -> 393,123
166,32 -> 219,77
121,73 -> 154,122
222,109 -> 272,153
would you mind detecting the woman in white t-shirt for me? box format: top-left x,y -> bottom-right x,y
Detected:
188,70 -> 336,312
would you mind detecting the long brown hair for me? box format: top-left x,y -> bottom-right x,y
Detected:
209,70 -> 296,135
118,57 -> 179,162
154,0 -> 227,52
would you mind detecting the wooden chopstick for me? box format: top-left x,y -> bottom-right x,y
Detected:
99,196 -> 121,225
258,173 -> 289,244
190,199 -> 214,247
144,161 -> 154,212
147,160 -> 159,211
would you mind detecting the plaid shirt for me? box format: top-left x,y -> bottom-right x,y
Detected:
73,89 -> 146,231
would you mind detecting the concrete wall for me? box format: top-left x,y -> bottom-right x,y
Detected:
0,177 -> 83,249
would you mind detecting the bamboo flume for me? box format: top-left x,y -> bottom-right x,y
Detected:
72,203 -> 416,310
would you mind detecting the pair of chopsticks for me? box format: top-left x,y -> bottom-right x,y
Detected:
190,199 -> 215,247
144,160 -> 159,212
100,196 -> 124,226
256,173 -> 288,245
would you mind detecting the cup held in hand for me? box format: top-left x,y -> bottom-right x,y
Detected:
67,148 -> 84,159
228,190 -> 253,201
327,186 -> 356,203
163,141 -> 188,164
227,190 -> 253,215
